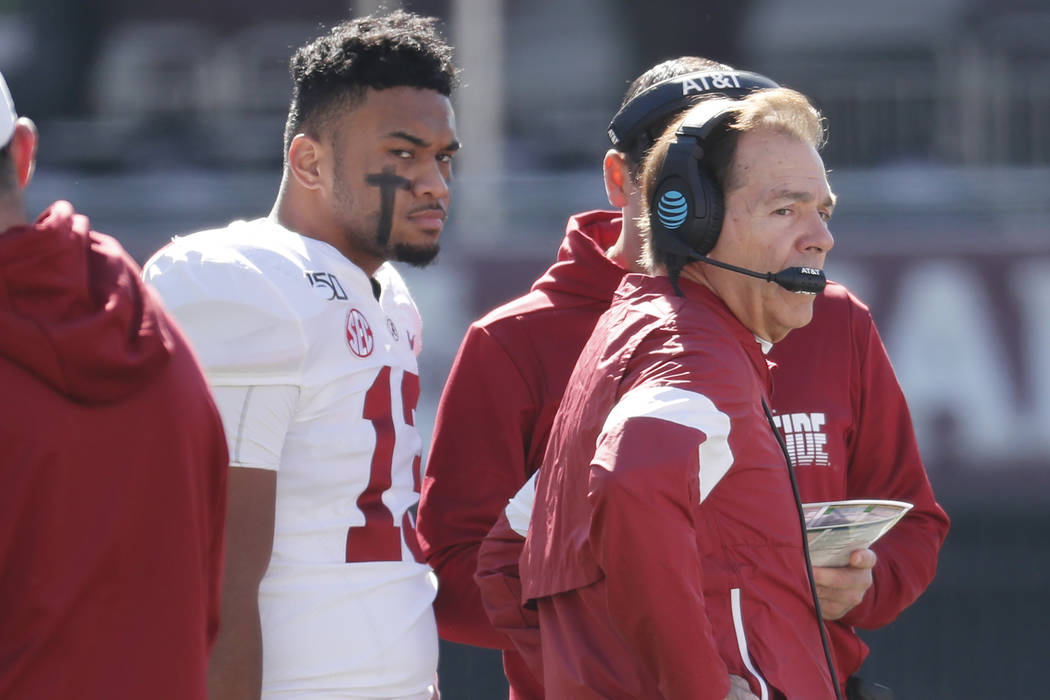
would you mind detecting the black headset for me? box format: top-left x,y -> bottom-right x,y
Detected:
648,99 -> 739,261
608,69 -> 779,164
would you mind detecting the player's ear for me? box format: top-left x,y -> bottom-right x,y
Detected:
603,149 -> 633,209
10,117 -> 37,190
287,133 -> 324,191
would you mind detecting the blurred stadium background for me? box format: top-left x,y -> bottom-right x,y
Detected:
3,0 -> 1047,696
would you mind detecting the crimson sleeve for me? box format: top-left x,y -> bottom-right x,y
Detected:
205,423 -> 229,650
587,416 -> 731,700
838,311 -> 950,629
474,513 -> 542,676
416,324 -> 535,648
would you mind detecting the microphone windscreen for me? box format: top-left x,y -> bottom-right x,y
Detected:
772,267 -> 827,294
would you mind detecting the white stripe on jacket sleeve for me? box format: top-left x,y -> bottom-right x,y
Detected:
600,385 -> 733,503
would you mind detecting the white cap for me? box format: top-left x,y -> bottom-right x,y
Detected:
0,70 -> 16,146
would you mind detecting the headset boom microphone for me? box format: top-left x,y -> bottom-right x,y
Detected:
693,255 -> 827,294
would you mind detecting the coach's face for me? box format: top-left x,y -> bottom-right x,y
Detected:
313,86 -> 459,274
701,127 -> 834,343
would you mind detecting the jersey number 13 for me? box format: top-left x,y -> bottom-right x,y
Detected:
346,366 -> 424,564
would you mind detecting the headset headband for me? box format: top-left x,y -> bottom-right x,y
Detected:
607,69 -> 779,161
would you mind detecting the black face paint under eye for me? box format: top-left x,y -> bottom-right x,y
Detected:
366,168 -> 412,247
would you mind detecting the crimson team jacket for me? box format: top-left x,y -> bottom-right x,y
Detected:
0,202 -> 228,699
518,274 -> 837,699
417,210 -> 949,697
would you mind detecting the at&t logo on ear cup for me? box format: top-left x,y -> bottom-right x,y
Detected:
657,189 -> 689,230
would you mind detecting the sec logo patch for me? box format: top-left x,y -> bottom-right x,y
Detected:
346,308 -> 374,357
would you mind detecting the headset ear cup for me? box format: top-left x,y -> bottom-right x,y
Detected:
648,103 -> 735,262
650,173 -> 698,260
691,168 -> 724,256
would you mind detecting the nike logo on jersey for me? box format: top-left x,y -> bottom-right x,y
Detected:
306,271 -> 348,300
771,412 -> 830,467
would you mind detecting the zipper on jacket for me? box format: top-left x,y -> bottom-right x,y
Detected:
730,587 -> 769,700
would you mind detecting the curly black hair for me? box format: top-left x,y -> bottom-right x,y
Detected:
282,9 -> 459,154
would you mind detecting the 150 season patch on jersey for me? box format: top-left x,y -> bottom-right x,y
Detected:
306,270 -> 348,300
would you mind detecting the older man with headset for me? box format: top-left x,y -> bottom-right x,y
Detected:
418,58 -> 948,700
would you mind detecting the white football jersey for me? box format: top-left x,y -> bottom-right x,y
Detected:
144,218 -> 437,699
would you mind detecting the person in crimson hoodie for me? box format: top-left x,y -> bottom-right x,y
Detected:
415,57 -> 947,700
0,71 -> 228,699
